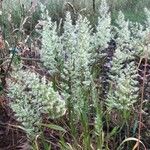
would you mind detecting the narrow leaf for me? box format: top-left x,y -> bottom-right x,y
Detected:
40,123 -> 67,133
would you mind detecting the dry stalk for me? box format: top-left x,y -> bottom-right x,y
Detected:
137,45 -> 148,150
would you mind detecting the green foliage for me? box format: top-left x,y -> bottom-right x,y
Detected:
8,69 -> 66,137
41,11 -> 63,74
90,0 -> 111,77
41,8 -> 92,114
61,12 -> 92,110
5,0 -> 150,149
106,12 -> 140,123
106,62 -> 138,111
43,0 -> 150,24
40,3 -> 106,148
1,0 -> 32,33
94,0 -> 111,49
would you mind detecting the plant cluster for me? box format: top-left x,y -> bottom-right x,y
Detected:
8,68 -> 66,137
4,0 -> 150,149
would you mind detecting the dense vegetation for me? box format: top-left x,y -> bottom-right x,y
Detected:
0,0 -> 150,150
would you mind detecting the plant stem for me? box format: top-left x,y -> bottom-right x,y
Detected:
137,56 -> 147,150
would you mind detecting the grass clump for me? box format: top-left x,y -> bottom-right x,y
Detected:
1,0 -> 149,149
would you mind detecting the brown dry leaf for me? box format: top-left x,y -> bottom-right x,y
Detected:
0,94 -> 7,108
16,141 -> 31,150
